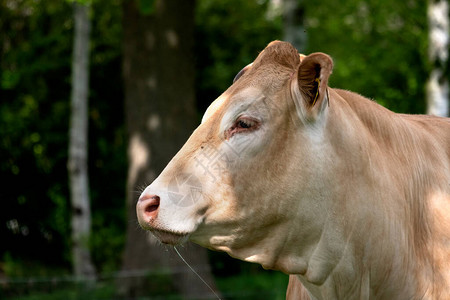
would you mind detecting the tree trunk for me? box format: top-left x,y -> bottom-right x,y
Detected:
283,0 -> 307,52
68,2 -> 96,279
120,0 -> 218,298
427,0 -> 449,117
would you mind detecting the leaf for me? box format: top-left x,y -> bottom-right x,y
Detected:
138,0 -> 156,15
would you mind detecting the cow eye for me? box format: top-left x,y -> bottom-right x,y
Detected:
225,117 -> 259,140
237,119 -> 252,129
235,117 -> 258,130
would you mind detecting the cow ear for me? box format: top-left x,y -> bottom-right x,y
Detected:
299,53 -> 307,62
296,53 -> 333,115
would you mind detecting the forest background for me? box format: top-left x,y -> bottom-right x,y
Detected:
1,0 -> 447,299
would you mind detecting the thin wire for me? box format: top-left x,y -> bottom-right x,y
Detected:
174,246 -> 222,300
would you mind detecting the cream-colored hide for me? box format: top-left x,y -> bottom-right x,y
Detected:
137,41 -> 450,299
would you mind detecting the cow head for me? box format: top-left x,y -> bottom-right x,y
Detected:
137,41 -> 333,271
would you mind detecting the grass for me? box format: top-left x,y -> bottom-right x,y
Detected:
216,270 -> 288,300
3,282 -> 115,300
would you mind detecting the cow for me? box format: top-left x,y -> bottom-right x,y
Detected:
136,41 -> 450,299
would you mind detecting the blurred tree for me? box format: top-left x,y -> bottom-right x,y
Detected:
282,0 -> 307,52
0,0 -> 74,271
120,0 -> 218,298
87,0 -> 126,275
426,0 -> 449,117
68,0 -> 96,279
0,0 -> 125,278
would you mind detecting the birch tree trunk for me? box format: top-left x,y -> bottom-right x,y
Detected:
68,1 -> 96,279
283,0 -> 307,52
120,0 -> 218,298
427,0 -> 449,117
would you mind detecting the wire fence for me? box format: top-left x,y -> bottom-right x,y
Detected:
0,266 -> 287,300
0,265 -> 211,285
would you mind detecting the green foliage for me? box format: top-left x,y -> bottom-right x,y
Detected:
1,0 -> 74,268
2,252 -> 68,279
216,270 -> 288,300
138,0 -> 156,15
195,0 -> 282,113
66,0 -> 93,5
209,252 -> 288,299
88,0 -> 126,273
195,0 -> 429,115
0,0 -> 125,274
5,282 -> 116,300
304,0 -> 429,113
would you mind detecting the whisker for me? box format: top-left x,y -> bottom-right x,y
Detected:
173,246 -> 222,300
136,183 -> 150,194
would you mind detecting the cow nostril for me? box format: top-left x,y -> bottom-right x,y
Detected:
141,195 -> 160,217
145,201 -> 159,213
139,194 -> 159,202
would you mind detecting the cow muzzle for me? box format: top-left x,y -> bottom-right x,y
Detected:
136,172 -> 207,245
136,191 -> 191,244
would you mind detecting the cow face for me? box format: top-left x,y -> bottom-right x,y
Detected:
137,41 -> 333,266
